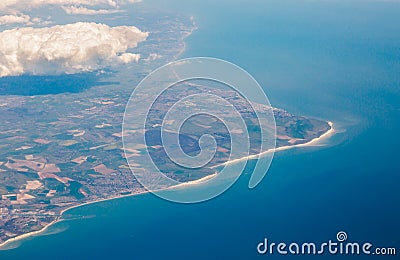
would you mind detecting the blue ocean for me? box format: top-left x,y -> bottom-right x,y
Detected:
1,0 -> 399,259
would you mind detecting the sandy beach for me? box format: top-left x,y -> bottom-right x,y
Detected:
0,122 -> 335,250
0,17 -> 199,251
215,121 -> 335,168
0,190 -> 150,250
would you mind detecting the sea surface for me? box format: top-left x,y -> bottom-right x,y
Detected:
1,0 -> 400,259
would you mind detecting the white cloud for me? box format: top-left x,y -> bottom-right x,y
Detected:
62,6 -> 123,15
144,53 -> 162,62
0,1 -> 117,12
0,14 -> 31,25
0,0 -> 142,21
0,14 -> 48,26
0,22 -> 149,77
118,53 -> 141,63
0,0 -> 142,13
120,0 -> 142,3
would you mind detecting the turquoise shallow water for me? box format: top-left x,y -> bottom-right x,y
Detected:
1,0 -> 400,259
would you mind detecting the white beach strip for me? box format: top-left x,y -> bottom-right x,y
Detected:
0,122 -> 334,250
213,121 -> 335,168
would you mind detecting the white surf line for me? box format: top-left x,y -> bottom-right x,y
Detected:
212,121 -> 335,169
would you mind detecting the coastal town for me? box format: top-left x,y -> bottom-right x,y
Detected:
0,6 -> 332,248
0,80 -> 331,245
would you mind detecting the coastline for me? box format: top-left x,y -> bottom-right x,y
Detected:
215,121 -> 335,168
0,14 -> 199,251
0,121 -> 335,250
174,15 -> 198,60
0,190 -> 150,250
